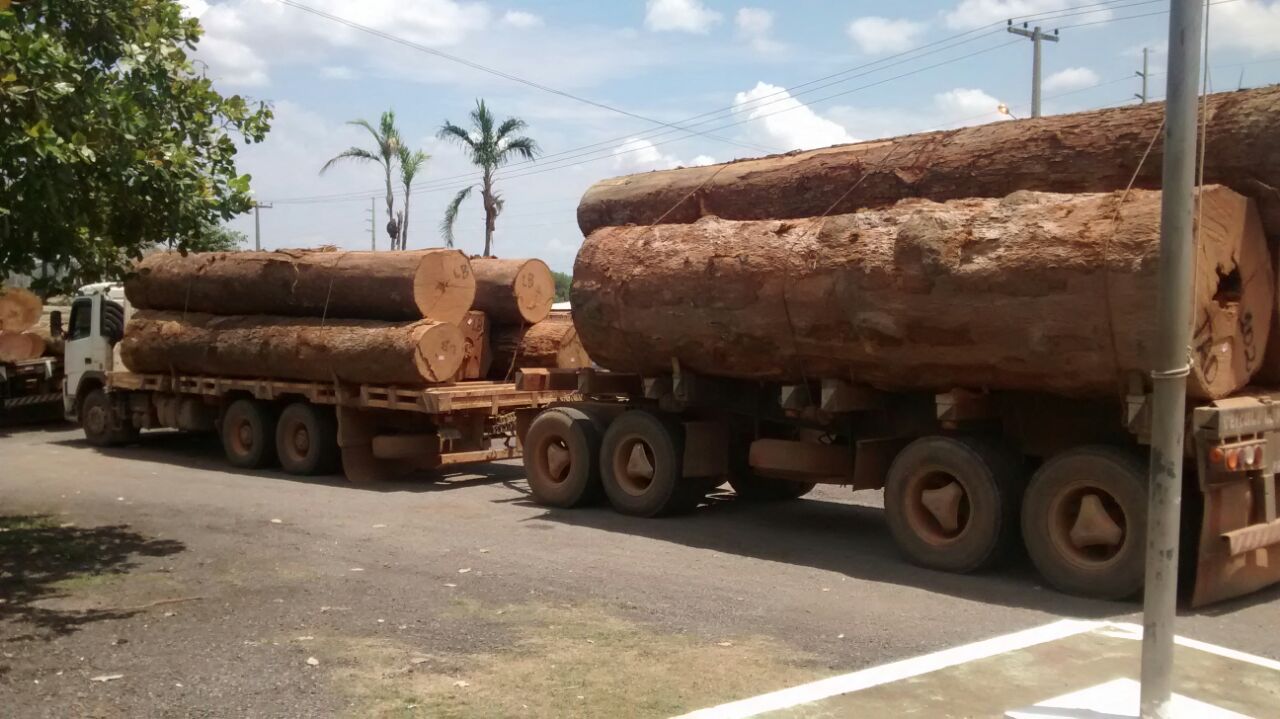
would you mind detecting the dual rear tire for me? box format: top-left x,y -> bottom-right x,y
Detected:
221,399 -> 340,476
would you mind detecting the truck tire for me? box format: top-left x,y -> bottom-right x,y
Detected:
523,407 -> 605,508
80,388 -> 137,447
275,402 -> 340,476
221,399 -> 278,469
884,435 -> 1023,573
1022,446 -> 1147,600
600,410 -> 698,517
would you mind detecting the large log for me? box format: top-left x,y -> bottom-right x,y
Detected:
490,315 -> 591,380
120,311 -> 464,385
578,86 -> 1280,241
471,258 -> 555,324
454,310 -> 493,381
126,249 -> 475,324
572,186 -> 1273,400
0,331 -> 45,362
0,287 -> 41,333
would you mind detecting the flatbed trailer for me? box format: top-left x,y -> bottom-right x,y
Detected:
1,356 -> 63,422
513,367 -> 1280,606
61,286 -> 574,482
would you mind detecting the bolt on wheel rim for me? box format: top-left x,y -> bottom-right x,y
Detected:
613,436 -> 656,496
1049,481 -> 1127,567
904,470 -> 971,546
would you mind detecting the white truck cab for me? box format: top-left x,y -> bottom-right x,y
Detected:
62,282 -> 128,421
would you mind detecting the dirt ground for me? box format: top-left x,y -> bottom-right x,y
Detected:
2,425 -> 1278,718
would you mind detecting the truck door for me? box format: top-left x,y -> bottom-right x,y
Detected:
62,295 -> 124,414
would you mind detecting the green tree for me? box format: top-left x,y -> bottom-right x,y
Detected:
0,0 -> 272,295
552,271 -> 571,302
185,222 -> 246,252
321,110 -> 401,249
397,145 -> 429,249
438,99 -> 539,256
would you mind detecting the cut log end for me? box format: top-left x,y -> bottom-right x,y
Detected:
471,258 -> 555,324
511,259 -> 556,324
0,288 -> 42,333
413,321 -> 466,383
413,250 -> 477,325
0,331 -> 46,362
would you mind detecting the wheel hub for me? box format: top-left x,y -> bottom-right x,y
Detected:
613,437 -> 656,496
1051,483 -> 1127,566
905,470 -> 970,545
85,405 -> 107,436
545,440 -> 571,481
1067,493 -> 1124,551
237,422 -> 253,450
292,425 -> 310,455
920,481 -> 965,533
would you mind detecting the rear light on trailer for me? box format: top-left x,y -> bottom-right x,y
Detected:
1208,440 -> 1265,473
1226,448 -> 1240,470
1209,447 -> 1225,464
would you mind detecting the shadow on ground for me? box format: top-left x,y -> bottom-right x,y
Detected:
522,491 -> 1134,619
0,515 -> 185,640
53,430 -> 526,493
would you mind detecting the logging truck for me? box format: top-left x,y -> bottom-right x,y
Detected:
62,285 -> 570,482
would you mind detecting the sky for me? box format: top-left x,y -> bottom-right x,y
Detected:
179,0 -> 1280,272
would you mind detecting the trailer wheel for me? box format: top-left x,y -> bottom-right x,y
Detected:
80,388 -> 137,447
884,436 -> 1023,573
523,407 -> 605,508
275,402 -> 340,476
1022,446 -> 1147,600
600,410 -> 697,517
221,399 -> 278,469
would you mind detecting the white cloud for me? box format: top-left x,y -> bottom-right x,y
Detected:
847,17 -> 926,55
932,88 -> 1013,126
502,10 -> 544,28
1043,67 -> 1099,93
733,82 -> 855,151
736,8 -> 783,53
1212,1 -> 1280,56
179,0 -> 209,17
944,1 -> 1112,30
196,33 -> 270,87
645,0 -> 722,34
611,137 -> 715,172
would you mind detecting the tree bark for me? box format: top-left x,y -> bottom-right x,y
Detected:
470,258 -> 555,324
489,315 -> 591,380
120,311 -> 464,385
577,86 -> 1280,242
454,310 -> 493,381
126,249 -> 475,324
572,186 -> 1273,400
0,331 -> 45,362
0,287 -> 41,332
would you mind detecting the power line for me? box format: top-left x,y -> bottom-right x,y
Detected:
268,0 -> 1166,205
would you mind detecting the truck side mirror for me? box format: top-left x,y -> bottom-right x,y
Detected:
50,310 -> 63,338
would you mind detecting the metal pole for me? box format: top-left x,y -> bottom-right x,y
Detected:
1140,1 -> 1204,717
368,197 -> 376,251
253,203 -> 261,251
1137,47 -> 1151,103
1007,23 -> 1059,118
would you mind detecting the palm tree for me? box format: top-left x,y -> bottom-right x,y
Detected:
397,146 -> 429,249
321,110 -> 402,249
438,99 -> 539,255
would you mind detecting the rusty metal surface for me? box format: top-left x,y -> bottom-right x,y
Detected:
1191,476 -> 1280,607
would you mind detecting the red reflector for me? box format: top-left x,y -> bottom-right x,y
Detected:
1226,449 -> 1240,470
1209,447 -> 1225,464
1253,445 -> 1265,467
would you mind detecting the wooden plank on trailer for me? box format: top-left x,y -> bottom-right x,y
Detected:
439,446 -> 522,466
515,368 -> 550,391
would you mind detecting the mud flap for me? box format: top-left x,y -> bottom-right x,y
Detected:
1191,475 -> 1280,607
336,406 -> 418,483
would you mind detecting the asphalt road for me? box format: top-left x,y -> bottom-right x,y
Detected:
2,425 -> 1278,718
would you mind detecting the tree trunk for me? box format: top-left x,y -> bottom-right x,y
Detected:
126,249 -> 476,324
572,186 -> 1273,400
490,314 -> 591,380
0,287 -> 41,332
454,310 -> 493,381
471,258 -> 555,324
482,171 -> 495,257
577,86 -> 1280,242
0,331 -> 45,362
120,311 -> 464,385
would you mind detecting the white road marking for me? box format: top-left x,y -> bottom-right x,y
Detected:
671,619 -> 1100,719
1102,622 -> 1280,672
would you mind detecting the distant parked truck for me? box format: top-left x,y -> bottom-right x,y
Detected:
62,284 -> 571,482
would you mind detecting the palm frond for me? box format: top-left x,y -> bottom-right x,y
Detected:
437,121 -> 478,158
495,116 -> 527,142
492,193 -> 505,219
399,148 -> 430,186
470,99 -> 494,139
440,186 -> 473,248
497,136 -> 539,164
320,146 -> 381,174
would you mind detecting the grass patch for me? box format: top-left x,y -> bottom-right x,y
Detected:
319,601 -> 821,719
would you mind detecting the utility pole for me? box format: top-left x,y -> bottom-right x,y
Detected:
366,198 -> 376,251
1136,47 -> 1151,103
1007,21 -> 1059,118
252,202 -> 272,251
1141,0 -> 1204,716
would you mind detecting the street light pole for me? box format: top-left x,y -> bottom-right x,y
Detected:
1140,1 -> 1204,717
253,202 -> 273,251
1136,47 -> 1152,103
1007,22 -> 1060,118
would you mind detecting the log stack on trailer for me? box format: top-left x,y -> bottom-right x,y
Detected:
0,287 -> 47,361
86,249 -> 575,481
518,85 -> 1280,605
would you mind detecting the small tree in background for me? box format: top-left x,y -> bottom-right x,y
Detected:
438,99 -> 539,255
321,110 -> 404,249
397,146 -> 429,249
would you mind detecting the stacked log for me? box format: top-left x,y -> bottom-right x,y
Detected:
0,287 -> 41,332
454,310 -> 493,381
470,258 -> 555,324
490,313 -> 591,380
572,186 -> 1273,400
0,331 -> 45,362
